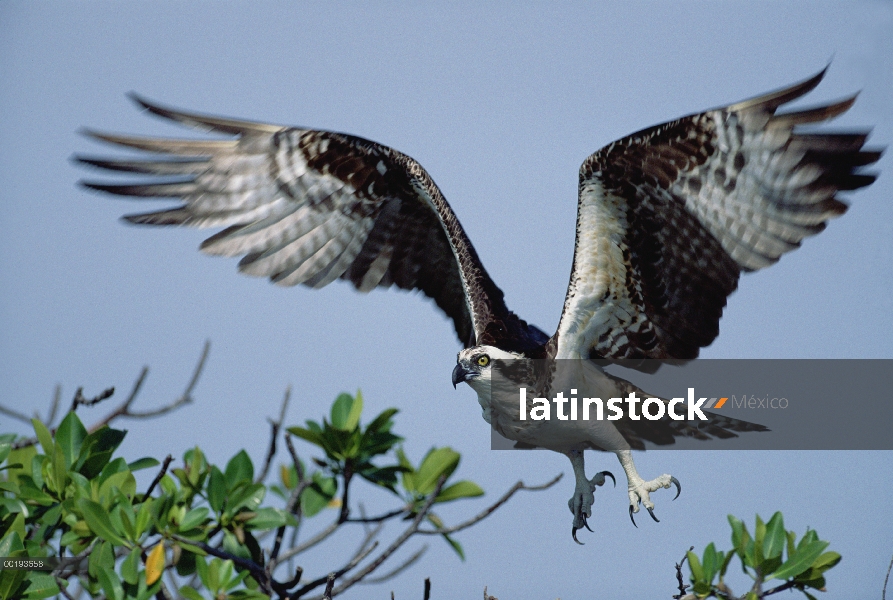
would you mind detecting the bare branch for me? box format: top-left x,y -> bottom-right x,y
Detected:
0,403 -> 33,425
290,541 -> 379,598
47,384 -> 62,427
762,580 -> 796,597
70,386 -> 115,412
123,367 -> 149,410
276,520 -> 341,564
416,474 -> 563,535
257,386 -> 291,484
423,578 -> 431,600
90,341 -> 209,431
322,573 -> 335,600
361,545 -> 427,585
673,546 -> 694,600
318,476 -> 448,599
55,577 -> 77,600
144,454 -> 174,499
345,507 -> 408,524
170,534 -> 270,595
884,545 -> 893,600
285,433 -> 306,482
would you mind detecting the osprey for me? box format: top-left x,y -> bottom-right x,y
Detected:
77,68 -> 881,541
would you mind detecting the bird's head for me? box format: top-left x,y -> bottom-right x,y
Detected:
452,345 -> 521,392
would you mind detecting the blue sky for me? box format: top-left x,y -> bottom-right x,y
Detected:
1,2 -> 892,598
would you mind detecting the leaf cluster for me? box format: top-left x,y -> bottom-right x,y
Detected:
0,390 -> 489,599
686,512 -> 841,600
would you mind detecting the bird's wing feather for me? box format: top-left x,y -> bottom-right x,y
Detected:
77,95 -> 544,349
553,68 -> 882,360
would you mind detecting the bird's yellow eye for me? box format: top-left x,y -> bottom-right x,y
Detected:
477,354 -> 490,367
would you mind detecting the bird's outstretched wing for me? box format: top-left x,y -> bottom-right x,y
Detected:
553,68 -> 882,360
77,95 -> 546,351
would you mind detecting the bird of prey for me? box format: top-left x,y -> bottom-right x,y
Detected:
77,68 -> 881,542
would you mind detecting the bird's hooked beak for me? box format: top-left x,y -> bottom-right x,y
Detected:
452,363 -> 471,389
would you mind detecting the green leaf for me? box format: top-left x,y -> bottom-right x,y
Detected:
0,443 -> 10,466
754,514 -> 766,564
330,393 -> 359,430
208,466 -> 227,513
763,512 -> 786,560
97,564 -> 124,600
687,550 -> 704,582
413,448 -> 460,494
99,470 -> 137,503
346,390 -> 364,430
811,551 -> 842,572
128,457 -> 160,472
365,408 -> 398,434
121,547 -> 141,585
225,483 -> 265,514
287,426 -> 325,448
31,419 -> 54,456
225,450 -> 254,488
76,426 -> 127,478
301,474 -> 337,517
436,480 -> 484,503
78,498 -> 129,546
729,514 -> 746,552
768,540 -> 830,581
134,499 -> 153,538
51,443 -> 68,495
442,532 -> 465,560
18,573 -> 58,598
180,507 -> 210,532
247,507 -> 297,530
222,531 -> 251,562
702,542 -> 718,584
56,412 -> 87,468
180,586 -> 205,600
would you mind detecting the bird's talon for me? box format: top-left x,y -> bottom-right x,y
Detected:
629,505 -> 638,528
670,476 -> 682,500
599,470 -> 616,488
572,527 -> 584,545
647,506 -> 659,523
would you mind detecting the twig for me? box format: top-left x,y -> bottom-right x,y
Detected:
289,542 -> 378,599
884,545 -> 893,600
322,573 -> 335,600
290,541 -> 378,599
0,403 -> 32,425
417,474 -> 562,535
338,464 -> 354,523
257,386 -> 291,484
318,476 -> 449,599
47,384 -> 62,427
276,520 -> 341,564
270,475 -> 310,564
90,340 -> 209,431
423,578 -> 431,600
54,577 -> 76,600
70,386 -> 116,412
170,534 -> 270,594
285,433 -> 306,482
361,546 -> 427,585
762,580 -> 795,597
673,546 -> 694,600
345,507 -> 408,523
144,455 -> 174,499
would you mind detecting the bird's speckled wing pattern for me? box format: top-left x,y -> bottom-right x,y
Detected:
77,96 -> 546,351
553,69 -> 882,361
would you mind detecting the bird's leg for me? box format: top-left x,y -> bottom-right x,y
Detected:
616,449 -> 681,527
566,449 -> 615,544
